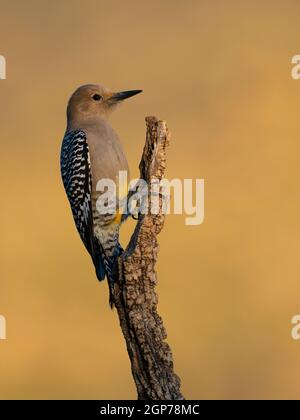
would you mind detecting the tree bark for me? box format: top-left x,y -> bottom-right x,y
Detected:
114,116 -> 184,400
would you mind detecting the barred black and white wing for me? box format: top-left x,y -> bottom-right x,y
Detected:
60,130 -> 105,280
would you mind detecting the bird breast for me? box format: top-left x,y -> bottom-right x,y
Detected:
85,120 -> 130,220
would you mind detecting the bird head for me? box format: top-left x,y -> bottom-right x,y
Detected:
67,84 -> 142,125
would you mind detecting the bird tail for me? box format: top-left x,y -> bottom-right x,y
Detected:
94,242 -> 123,308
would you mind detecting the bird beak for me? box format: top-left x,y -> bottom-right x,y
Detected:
110,90 -> 143,102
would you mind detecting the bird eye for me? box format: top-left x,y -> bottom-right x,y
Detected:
92,94 -> 102,101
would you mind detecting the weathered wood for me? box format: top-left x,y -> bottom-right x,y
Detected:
114,116 -> 184,400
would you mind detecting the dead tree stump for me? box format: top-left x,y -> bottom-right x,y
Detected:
114,116 -> 184,400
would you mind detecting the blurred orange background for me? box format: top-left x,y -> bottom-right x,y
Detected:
0,0 -> 300,400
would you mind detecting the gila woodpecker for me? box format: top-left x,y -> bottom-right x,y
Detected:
60,84 -> 142,306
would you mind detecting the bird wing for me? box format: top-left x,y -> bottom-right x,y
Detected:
60,130 -> 105,280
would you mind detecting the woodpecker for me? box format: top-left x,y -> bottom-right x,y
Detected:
60,84 -> 142,306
